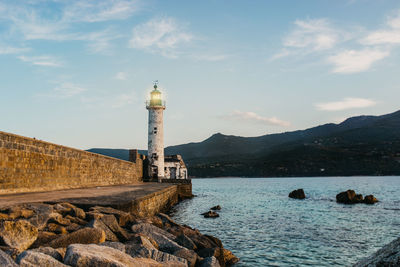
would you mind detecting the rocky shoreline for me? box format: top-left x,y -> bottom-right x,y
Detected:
0,202 -> 239,266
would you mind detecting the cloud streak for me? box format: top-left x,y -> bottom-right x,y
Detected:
129,17 -> 193,57
315,97 -> 377,111
18,55 -> 62,67
224,111 -> 290,127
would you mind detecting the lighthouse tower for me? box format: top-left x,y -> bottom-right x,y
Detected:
146,81 -> 166,181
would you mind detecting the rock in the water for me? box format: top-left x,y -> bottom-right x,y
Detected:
336,190 -> 364,204
47,227 -> 105,248
199,256 -> 221,267
289,189 -> 306,199
0,249 -> 18,267
354,236 -> 400,267
210,205 -> 221,211
64,243 -> 160,267
16,250 -> 67,267
0,220 -> 38,251
364,195 -> 379,204
87,219 -> 119,242
202,211 -> 219,218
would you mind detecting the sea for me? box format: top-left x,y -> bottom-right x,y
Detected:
170,176 -> 400,266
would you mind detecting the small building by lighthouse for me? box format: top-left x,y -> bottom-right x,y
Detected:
146,81 -> 188,182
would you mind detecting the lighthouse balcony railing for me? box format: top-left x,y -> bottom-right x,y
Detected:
146,100 -> 166,109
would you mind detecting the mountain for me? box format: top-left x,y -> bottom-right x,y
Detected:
88,110 -> 400,177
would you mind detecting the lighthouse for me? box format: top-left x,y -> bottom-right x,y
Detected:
146,81 -> 166,181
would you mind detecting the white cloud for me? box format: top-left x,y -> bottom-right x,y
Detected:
18,55 -> 62,67
63,0 -> 139,23
129,17 -> 193,57
315,97 -> 377,111
284,19 -> 340,51
327,49 -> 389,73
115,72 -> 128,80
53,83 -> 86,98
0,46 -> 30,54
224,111 -> 290,127
362,11 -> 400,45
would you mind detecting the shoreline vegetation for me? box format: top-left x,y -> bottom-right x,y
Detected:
0,201 -> 239,266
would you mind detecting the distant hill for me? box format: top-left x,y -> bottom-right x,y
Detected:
88,109 -> 400,177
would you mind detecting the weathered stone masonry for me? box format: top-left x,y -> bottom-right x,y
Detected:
0,131 -> 143,194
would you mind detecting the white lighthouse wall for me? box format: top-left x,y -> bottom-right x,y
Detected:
148,108 -> 164,179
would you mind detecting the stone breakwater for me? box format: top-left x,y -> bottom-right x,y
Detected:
0,202 -> 239,266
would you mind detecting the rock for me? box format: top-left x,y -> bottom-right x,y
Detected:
16,250 -> 67,267
87,219 -> 119,242
61,203 -> 86,220
173,248 -> 198,267
202,211 -> 219,218
100,241 -> 126,252
0,249 -> 18,267
89,206 -> 134,227
131,223 -> 182,253
31,231 -> 59,248
26,204 -> 58,230
148,249 -> 187,267
199,256 -> 221,267
65,215 -> 87,226
66,223 -> 82,232
210,205 -> 221,211
47,227 -> 105,248
31,247 -> 64,261
1,206 -> 35,220
198,247 -> 239,267
176,234 -> 197,250
336,190 -> 364,204
0,220 -> 38,251
0,213 -> 9,221
64,243 -> 161,267
354,236 -> 400,267
99,214 -> 130,241
128,234 -> 159,250
47,223 -> 68,235
288,189 -> 306,199
0,246 -> 19,260
48,214 -> 71,226
56,248 -> 66,260
364,195 -> 379,204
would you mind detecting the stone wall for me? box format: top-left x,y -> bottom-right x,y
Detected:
0,131 -> 143,194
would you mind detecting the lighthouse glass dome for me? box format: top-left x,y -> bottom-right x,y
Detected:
146,86 -> 166,108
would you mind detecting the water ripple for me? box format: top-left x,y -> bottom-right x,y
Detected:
171,177 -> 400,266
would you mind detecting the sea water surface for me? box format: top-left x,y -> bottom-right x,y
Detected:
170,177 -> 400,266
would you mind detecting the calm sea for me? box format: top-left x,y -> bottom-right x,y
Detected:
170,177 -> 400,266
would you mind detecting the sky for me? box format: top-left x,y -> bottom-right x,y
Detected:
0,0 -> 399,150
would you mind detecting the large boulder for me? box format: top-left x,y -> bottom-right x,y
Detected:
26,204 -> 58,230
64,244 -> 161,267
336,190 -> 364,204
31,231 -> 59,248
54,203 -> 86,220
99,214 -> 130,241
0,249 -> 18,267
288,189 -> 306,199
47,228 -> 105,248
354,236 -> 400,266
176,234 -> 197,250
16,250 -> 67,267
0,220 -> 38,251
131,223 -> 181,253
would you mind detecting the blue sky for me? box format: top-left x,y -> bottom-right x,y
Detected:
1,0 -> 399,150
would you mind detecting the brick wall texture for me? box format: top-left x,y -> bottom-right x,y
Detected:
0,131 -> 143,194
